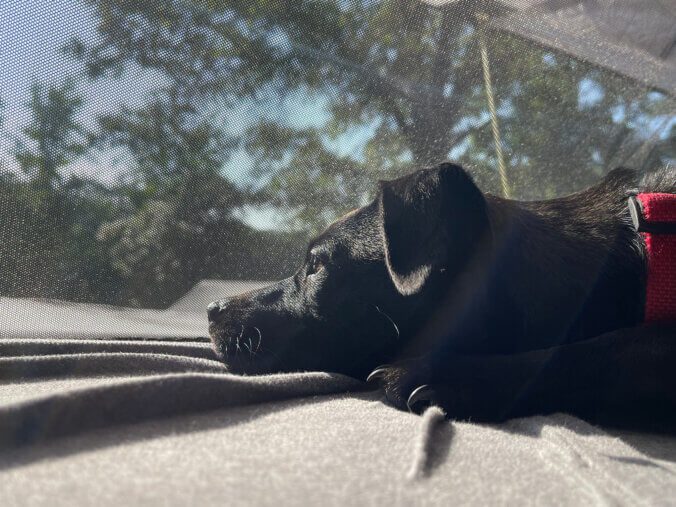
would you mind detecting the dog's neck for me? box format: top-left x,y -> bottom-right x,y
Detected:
480,178 -> 644,350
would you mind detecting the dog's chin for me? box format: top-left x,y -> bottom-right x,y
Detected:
218,355 -> 274,375
209,327 -> 277,375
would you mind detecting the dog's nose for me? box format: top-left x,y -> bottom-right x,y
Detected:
207,301 -> 224,321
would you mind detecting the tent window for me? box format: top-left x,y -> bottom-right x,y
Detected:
0,0 -> 674,309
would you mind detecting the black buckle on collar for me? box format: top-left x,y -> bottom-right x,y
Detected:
628,196 -> 676,234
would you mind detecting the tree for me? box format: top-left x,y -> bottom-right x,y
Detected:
70,0 -> 489,231
1,80 -> 96,300
90,89 -> 307,307
70,0 -> 672,233
91,91 -> 235,306
13,80 -> 86,191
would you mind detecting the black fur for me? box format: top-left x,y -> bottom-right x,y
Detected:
208,163 -> 676,427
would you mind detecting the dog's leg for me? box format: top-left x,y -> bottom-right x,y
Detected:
370,325 -> 676,426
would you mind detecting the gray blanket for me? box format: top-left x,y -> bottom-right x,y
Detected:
1,296 -> 675,506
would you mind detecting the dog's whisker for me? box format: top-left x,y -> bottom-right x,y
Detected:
242,340 -> 252,357
253,326 -> 262,353
236,324 -> 244,354
372,304 -> 400,340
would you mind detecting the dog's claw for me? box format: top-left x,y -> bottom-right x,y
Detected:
407,384 -> 435,412
366,365 -> 390,383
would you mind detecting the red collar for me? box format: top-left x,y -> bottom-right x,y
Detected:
629,193 -> 676,323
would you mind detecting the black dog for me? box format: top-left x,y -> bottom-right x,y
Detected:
208,163 -> 676,425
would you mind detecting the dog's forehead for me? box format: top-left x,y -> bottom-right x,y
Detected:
312,202 -> 382,260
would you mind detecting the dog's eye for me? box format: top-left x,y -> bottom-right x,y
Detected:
307,255 -> 325,277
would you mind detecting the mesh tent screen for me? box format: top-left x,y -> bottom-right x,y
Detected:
0,0 -> 674,317
2,3 -> 676,498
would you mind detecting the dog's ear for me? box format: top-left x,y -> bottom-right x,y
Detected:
378,163 -> 489,295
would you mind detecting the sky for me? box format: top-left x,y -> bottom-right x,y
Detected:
0,0 -> 166,135
0,0 -> 164,185
1,0 -> 97,119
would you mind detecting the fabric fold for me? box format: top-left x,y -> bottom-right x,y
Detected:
0,371 -> 365,450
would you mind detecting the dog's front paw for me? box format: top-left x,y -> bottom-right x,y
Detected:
367,360 -> 441,414
367,357 -> 513,421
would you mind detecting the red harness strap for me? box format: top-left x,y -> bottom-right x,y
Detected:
632,193 -> 676,323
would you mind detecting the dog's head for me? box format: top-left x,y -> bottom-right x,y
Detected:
208,163 -> 490,377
